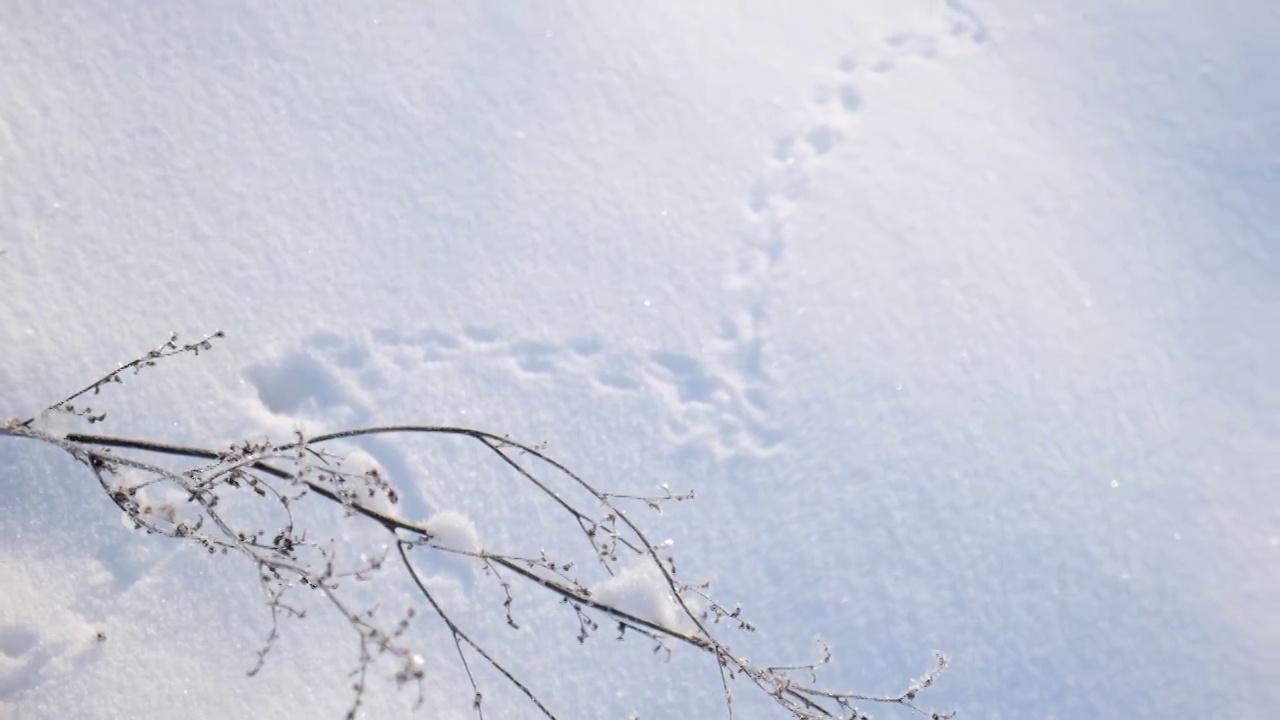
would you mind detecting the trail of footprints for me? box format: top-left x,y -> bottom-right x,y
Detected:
246,325 -> 784,462
712,0 -> 988,453
246,5 -> 991,465
3,8 -> 994,714
731,1 -> 988,297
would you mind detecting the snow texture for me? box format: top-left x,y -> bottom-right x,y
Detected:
1,1 -> 1276,719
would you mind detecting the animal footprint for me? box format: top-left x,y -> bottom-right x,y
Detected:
244,331 -> 430,522
835,83 -> 863,112
718,1 -> 991,463
245,326 -> 785,464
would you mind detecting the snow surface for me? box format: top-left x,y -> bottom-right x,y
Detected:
2,1 -> 1277,718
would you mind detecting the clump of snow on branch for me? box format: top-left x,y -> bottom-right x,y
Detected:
589,561 -> 696,634
341,447 -> 399,517
28,409 -> 76,439
424,510 -> 482,554
110,466 -> 188,530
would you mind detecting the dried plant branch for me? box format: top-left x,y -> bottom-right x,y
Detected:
2,333 -> 954,720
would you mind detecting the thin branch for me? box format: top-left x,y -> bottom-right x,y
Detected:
398,540 -> 558,720
3,332 -> 955,720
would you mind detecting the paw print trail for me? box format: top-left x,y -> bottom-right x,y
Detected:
241,3 -> 992,466
711,0 -> 990,457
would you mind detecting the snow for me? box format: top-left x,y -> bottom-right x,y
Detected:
424,510 -> 483,555
588,561 -> 691,635
2,1 -> 1277,719
0,550 -> 106,702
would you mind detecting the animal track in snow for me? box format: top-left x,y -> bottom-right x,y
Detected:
240,5 -> 990,467
245,325 -> 783,463
741,1 -> 989,259
718,1 -> 989,438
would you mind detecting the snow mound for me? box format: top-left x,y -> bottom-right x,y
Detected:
589,561 -> 694,634
423,510 -> 482,554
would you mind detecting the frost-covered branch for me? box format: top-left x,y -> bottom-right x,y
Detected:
2,333 -> 953,720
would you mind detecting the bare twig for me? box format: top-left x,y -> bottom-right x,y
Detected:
2,333 -> 953,720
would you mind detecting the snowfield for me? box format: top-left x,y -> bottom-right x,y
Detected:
2,1 -> 1276,719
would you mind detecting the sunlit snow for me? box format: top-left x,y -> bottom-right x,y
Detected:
1,1 -> 1275,719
